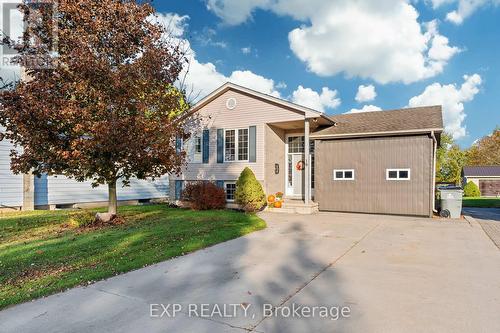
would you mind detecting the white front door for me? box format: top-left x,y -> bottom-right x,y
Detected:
292,154 -> 305,196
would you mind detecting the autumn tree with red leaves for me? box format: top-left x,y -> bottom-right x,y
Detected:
0,0 -> 191,218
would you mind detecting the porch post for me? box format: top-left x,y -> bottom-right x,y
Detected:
304,119 -> 310,204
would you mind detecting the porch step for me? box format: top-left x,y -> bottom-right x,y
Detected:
266,200 -> 319,215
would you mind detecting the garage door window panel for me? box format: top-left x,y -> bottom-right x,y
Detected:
386,169 -> 411,180
334,169 -> 355,180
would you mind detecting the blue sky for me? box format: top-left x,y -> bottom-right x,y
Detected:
156,0 -> 499,147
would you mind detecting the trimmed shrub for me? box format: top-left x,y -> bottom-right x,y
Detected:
182,181 -> 226,210
463,181 -> 481,197
67,210 -> 97,228
235,167 -> 266,212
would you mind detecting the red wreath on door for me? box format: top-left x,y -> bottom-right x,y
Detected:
296,161 -> 305,171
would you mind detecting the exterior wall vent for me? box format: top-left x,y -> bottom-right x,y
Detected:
226,97 -> 237,110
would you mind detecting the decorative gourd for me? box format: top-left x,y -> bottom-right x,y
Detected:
274,201 -> 282,208
268,195 -> 276,203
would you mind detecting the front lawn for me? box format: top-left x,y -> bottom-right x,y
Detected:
0,205 -> 266,309
462,198 -> 500,208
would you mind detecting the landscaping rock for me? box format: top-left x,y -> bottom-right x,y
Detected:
95,213 -> 116,223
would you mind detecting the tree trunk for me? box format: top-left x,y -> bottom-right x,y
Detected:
108,180 -> 117,215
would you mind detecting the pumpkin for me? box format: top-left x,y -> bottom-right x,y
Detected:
274,201 -> 282,208
267,195 -> 276,203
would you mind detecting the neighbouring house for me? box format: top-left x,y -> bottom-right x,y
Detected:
0,127 -> 169,212
462,166 -> 500,197
0,131 -> 24,210
0,63 -> 171,212
171,83 -> 443,217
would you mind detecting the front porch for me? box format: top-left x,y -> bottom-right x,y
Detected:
264,117 -> 330,214
266,198 -> 319,214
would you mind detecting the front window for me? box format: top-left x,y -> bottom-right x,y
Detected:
225,182 -> 236,201
225,128 -> 249,162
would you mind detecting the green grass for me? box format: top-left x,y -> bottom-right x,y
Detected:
0,205 -> 266,309
462,197 -> 500,208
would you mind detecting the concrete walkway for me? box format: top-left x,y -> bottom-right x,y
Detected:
464,207 -> 500,249
1,212 -> 500,333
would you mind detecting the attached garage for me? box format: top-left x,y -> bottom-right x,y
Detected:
311,106 -> 443,217
314,135 -> 435,217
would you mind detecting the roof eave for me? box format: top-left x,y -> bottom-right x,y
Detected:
189,82 -> 332,122
310,127 -> 444,140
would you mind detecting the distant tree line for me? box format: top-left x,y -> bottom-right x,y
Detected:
437,128 -> 499,185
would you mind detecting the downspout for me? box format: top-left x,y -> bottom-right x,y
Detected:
431,131 -> 438,214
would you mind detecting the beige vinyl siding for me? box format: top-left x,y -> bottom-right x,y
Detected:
315,135 -> 433,216
174,89 -> 306,188
264,125 -> 286,195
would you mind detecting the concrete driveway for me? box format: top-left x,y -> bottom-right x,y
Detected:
1,212 -> 500,333
463,207 -> 500,249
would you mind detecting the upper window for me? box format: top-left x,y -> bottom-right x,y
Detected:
334,169 -> 355,180
194,136 -> 202,154
386,169 -> 411,180
225,130 -> 236,161
225,128 -> 249,162
186,135 -> 202,163
238,129 -> 249,161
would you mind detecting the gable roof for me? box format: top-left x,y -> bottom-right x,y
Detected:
189,82 -> 335,124
311,106 -> 444,139
463,166 -> 500,177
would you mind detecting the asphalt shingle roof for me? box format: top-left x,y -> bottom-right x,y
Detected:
463,166 -> 500,177
313,106 -> 443,137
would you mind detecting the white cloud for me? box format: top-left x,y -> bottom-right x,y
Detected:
152,13 -> 282,101
184,55 -> 282,100
429,0 -> 500,24
346,105 -> 383,114
241,46 -> 252,54
228,70 -> 281,97
408,74 -> 482,139
205,0 -> 271,25
206,0 -> 460,84
148,13 -> 189,37
355,85 -> 377,103
276,81 -> 287,89
194,27 -> 228,48
291,86 -> 341,112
